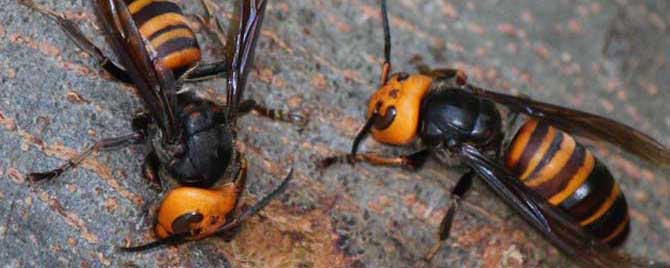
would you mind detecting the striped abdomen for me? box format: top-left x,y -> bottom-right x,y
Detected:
126,0 -> 201,77
504,119 -> 630,247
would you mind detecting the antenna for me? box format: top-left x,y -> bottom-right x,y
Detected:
380,0 -> 391,85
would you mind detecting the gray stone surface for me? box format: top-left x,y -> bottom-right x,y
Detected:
1,0 -> 669,267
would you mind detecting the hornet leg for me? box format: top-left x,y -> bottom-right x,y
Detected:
318,150 -> 431,170
28,133 -> 144,182
238,99 -> 309,130
141,151 -> 163,191
424,170 -> 474,261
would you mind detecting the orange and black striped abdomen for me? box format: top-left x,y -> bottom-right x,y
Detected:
126,0 -> 201,77
504,119 -> 630,247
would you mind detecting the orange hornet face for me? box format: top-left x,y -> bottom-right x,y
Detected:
367,73 -> 433,145
155,185 -> 239,240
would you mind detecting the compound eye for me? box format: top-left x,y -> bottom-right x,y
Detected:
374,106 -> 396,130
172,211 -> 205,235
395,72 -> 410,81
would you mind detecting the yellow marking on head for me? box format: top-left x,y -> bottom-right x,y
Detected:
155,184 -> 237,240
367,73 -> 433,145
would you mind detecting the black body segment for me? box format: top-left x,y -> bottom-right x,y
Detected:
505,119 -> 630,246
161,92 -> 234,187
419,88 -> 502,148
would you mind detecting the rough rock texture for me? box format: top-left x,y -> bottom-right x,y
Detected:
1,0 -> 669,267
